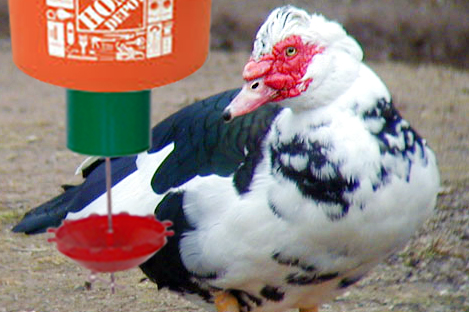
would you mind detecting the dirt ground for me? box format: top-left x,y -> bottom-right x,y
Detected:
0,33 -> 468,312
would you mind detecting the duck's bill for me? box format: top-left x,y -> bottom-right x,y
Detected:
222,79 -> 278,122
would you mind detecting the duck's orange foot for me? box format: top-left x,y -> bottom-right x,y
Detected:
299,306 -> 319,312
214,291 -> 240,312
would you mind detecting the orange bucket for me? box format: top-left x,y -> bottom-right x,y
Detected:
8,0 -> 212,92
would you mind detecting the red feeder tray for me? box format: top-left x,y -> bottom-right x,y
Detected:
48,213 -> 174,273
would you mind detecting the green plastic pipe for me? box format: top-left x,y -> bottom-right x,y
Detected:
67,90 -> 151,156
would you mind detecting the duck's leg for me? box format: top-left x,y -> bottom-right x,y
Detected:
299,306 -> 319,312
214,291 -> 240,312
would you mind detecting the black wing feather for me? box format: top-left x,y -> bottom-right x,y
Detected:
150,89 -> 283,194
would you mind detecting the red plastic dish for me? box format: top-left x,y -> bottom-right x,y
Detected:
48,213 -> 173,273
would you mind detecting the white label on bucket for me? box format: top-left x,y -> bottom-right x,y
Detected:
47,0 -> 75,9
46,0 -> 174,61
47,21 -> 66,57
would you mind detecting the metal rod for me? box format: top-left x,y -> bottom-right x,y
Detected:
110,272 -> 116,294
105,157 -> 113,233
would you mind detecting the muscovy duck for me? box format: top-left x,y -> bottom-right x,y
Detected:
13,5 -> 440,312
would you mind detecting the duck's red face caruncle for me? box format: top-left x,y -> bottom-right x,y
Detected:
223,35 -> 324,121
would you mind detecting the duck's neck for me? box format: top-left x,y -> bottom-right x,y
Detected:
275,61 -> 392,134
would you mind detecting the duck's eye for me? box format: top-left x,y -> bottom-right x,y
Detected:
285,46 -> 297,57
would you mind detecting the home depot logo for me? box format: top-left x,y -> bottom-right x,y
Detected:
78,0 -> 144,31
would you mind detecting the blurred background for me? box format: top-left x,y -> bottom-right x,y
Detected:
1,0 -> 468,68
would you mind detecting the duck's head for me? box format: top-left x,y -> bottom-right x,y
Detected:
223,5 -> 364,121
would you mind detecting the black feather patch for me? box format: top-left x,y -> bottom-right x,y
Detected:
364,98 -> 425,158
363,98 -> 427,188
338,275 -> 363,289
270,136 -> 359,221
272,252 -> 317,272
229,289 -> 263,311
232,104 -> 282,194
285,271 -> 339,285
260,285 -> 284,301
268,200 -> 284,219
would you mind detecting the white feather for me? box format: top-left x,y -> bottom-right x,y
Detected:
74,156 -> 101,175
